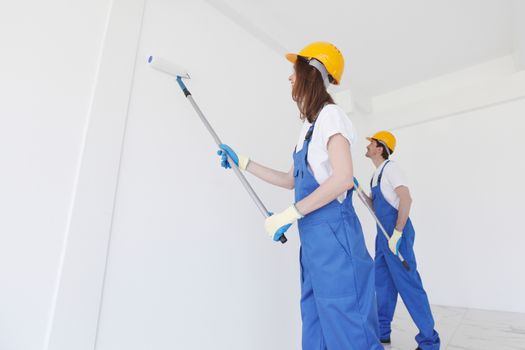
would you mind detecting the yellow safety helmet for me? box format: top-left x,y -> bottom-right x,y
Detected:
367,131 -> 397,153
286,41 -> 345,85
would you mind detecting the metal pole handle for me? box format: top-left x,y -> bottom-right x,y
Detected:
176,77 -> 287,244
353,178 -> 410,271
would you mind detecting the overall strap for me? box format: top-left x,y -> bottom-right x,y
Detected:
377,160 -> 391,185
300,120 -> 317,161
304,103 -> 327,142
304,120 -> 316,142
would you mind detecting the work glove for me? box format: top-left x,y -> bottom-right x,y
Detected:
388,229 -> 403,256
217,144 -> 250,170
265,205 -> 304,242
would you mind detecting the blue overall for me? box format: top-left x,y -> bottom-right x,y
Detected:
372,161 -> 440,349
294,122 -> 382,350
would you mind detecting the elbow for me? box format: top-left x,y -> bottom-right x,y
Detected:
328,173 -> 354,193
346,179 -> 355,192
340,175 -> 355,192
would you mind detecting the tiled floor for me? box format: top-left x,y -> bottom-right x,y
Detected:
386,304 -> 525,349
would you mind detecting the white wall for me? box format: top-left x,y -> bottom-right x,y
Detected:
392,99 -> 525,312
94,1 -> 303,349
44,0 -> 145,348
353,68 -> 525,313
0,1 -> 111,349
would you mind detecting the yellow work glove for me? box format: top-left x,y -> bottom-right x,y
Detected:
264,205 -> 303,241
217,144 -> 250,170
388,229 -> 403,256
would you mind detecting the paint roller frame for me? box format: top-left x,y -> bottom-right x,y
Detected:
148,55 -> 287,244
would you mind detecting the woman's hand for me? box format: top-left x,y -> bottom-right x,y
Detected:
264,205 -> 303,241
217,144 -> 250,170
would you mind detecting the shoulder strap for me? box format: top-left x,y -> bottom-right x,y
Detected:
377,160 -> 391,185
304,123 -> 315,141
304,103 -> 329,141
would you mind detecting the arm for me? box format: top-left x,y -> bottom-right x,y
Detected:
358,186 -> 373,208
246,162 -> 294,190
217,144 -> 293,190
295,133 -> 354,215
263,133 -> 355,241
394,186 -> 412,232
365,193 -> 373,208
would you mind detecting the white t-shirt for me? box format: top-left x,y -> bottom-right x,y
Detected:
295,104 -> 356,202
371,160 -> 409,209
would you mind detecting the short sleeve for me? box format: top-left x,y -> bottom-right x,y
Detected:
384,162 -> 409,189
317,105 -> 356,148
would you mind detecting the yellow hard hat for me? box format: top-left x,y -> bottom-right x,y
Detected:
367,131 -> 397,153
286,41 -> 345,85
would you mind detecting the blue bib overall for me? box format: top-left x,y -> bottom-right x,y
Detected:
372,161 -> 440,349
293,122 -> 382,350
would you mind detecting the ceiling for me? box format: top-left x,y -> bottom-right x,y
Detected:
207,0 -> 516,97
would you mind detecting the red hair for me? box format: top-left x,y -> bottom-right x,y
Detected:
292,57 -> 334,123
